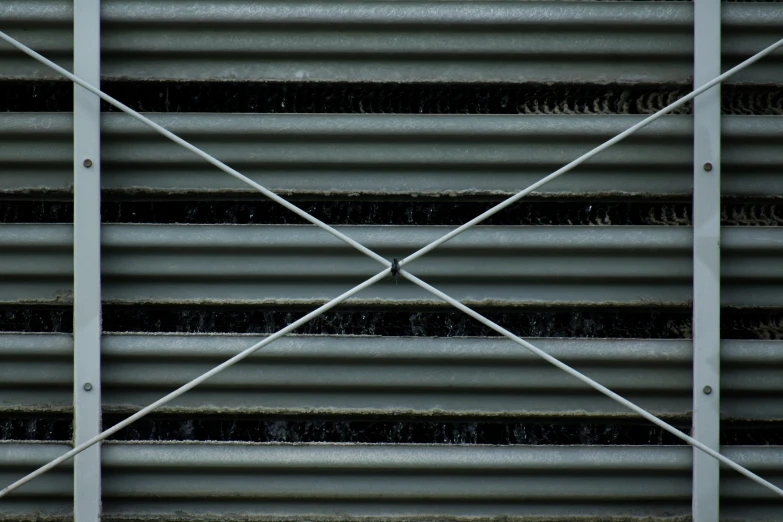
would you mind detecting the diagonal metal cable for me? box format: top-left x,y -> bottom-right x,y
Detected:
1,27 -> 783,502
399,269 -> 783,498
398,36 -> 783,267
0,30 -> 391,269
0,28 -> 396,498
3,28 -> 782,274
0,268 -> 390,498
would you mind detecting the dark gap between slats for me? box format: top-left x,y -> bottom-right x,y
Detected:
2,198 -> 782,226
2,306 -> 783,340
0,414 -> 72,442
101,305 -> 695,339
2,80 -> 783,115
0,307 -> 71,334
4,414 -> 783,446
104,416 -> 692,445
101,418 -> 783,446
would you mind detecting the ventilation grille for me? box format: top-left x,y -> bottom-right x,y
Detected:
2,1 -> 783,520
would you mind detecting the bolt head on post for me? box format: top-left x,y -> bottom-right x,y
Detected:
83,158 -> 93,168
703,162 -> 713,172
703,385 -> 712,395
83,382 -> 93,391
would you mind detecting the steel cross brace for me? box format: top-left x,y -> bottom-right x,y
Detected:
1,29 -> 783,501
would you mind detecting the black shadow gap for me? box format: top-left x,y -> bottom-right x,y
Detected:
2,198 -> 781,226
0,414 -> 72,442
101,305 -> 694,339
1,80 -> 782,115
1,306 -> 782,340
5,413 -> 783,447
2,198 -> 693,226
102,416 -> 691,445
0,306 -> 72,333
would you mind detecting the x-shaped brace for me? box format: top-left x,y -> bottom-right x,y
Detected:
1,29 -> 782,499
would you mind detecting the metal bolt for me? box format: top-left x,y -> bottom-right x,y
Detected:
703,162 -> 712,172
83,158 -> 93,168
703,385 -> 712,395
83,382 -> 93,391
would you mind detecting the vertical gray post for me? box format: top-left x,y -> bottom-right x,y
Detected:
692,0 -> 721,521
73,0 -> 102,520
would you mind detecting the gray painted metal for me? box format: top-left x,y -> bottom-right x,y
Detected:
692,0 -> 721,519
2,114 -> 783,197
2,3 -> 783,518
2,334 -> 782,420
72,0 -> 102,518
1,443 -> 781,519
1,2 -> 782,83
0,113 -> 783,197
1,224 -> 782,306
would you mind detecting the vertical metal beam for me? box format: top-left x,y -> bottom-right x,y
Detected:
692,1 -> 721,521
73,0 -> 102,520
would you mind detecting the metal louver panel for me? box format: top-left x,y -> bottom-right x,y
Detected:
2,0 -> 783,517
1,2 -> 782,82
1,334 -> 783,420
2,113 -> 783,196
1,224 -> 782,306
1,443 -> 781,519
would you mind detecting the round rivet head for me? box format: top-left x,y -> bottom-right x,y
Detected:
83,159 -> 93,168
83,382 -> 93,391
703,385 -> 712,395
703,162 -> 713,172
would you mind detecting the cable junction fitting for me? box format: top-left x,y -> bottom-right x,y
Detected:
390,258 -> 400,277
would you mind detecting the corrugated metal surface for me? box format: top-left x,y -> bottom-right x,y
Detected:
2,113 -> 783,196
2,0 -> 783,519
1,333 -> 782,420
0,443 -> 73,518
1,224 -> 782,306
1,443 -> 781,519
1,2 -> 782,83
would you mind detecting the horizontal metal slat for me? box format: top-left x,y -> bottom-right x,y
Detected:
0,0 -> 71,81
1,224 -> 782,307
1,2 -> 781,83
0,443 -> 690,517
0,443 -> 72,518
87,444 -> 783,519
2,334 -> 782,419
2,113 -> 782,197
1,443 -> 780,520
